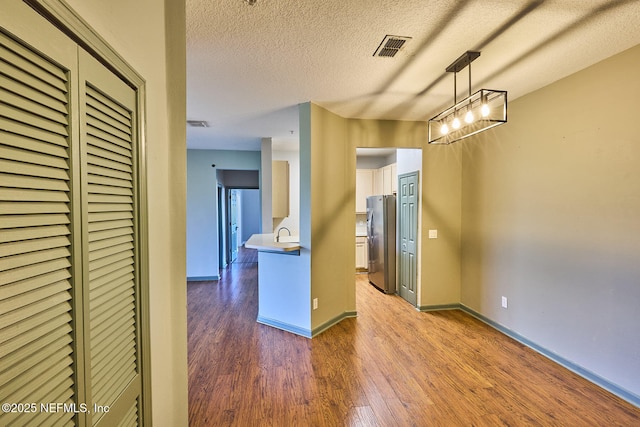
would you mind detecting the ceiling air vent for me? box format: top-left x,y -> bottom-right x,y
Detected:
187,120 -> 209,128
373,35 -> 412,58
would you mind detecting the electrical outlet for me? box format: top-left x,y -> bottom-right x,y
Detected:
501,296 -> 508,309
313,298 -> 318,310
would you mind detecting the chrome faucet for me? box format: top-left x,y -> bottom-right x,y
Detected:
276,227 -> 291,242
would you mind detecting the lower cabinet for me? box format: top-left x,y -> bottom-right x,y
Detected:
356,236 -> 368,271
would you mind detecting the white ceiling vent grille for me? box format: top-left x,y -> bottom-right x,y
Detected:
374,35 -> 412,58
187,120 -> 209,127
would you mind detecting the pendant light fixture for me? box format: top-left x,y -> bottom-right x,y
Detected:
428,51 -> 507,145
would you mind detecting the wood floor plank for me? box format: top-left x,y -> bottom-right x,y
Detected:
188,250 -> 640,426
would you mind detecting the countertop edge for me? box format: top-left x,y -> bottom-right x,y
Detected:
245,233 -> 301,253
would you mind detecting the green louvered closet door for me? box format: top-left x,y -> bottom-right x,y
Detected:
0,24 -> 78,427
79,51 -> 141,427
1,2 -> 146,425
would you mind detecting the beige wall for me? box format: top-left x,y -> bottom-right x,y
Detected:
461,44 -> 640,397
307,107 -> 463,330
64,0 -> 188,424
309,104 -> 351,328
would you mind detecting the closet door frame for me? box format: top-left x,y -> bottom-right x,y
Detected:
22,0 -> 152,423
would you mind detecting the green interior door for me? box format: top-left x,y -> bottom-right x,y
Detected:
398,171 -> 418,306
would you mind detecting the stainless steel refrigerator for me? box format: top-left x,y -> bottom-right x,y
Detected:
367,195 -> 396,294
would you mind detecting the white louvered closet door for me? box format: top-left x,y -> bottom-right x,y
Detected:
0,23 -> 77,427
79,50 -> 141,427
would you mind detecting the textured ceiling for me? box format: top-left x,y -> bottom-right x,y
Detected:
186,0 -> 640,151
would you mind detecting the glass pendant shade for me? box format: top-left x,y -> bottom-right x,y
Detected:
428,89 -> 507,145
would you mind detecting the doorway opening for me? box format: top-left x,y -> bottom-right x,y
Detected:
355,148 -> 422,308
216,169 -> 260,268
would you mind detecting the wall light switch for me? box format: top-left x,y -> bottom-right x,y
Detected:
428,229 -> 438,239
313,298 -> 318,310
501,296 -> 508,309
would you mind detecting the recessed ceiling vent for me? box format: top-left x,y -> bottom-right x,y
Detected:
187,120 -> 209,128
373,35 -> 412,58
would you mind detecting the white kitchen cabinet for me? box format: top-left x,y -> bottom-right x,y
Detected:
391,163 -> 397,194
356,236 -> 368,270
373,168 -> 383,195
272,160 -> 289,218
382,163 -> 397,195
356,169 -> 373,213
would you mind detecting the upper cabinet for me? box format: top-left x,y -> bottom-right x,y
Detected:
382,163 -> 397,195
272,160 -> 289,218
356,169 -> 373,213
373,168 -> 383,195
356,164 -> 396,212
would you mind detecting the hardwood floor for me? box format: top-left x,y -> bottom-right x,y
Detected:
188,258 -> 640,426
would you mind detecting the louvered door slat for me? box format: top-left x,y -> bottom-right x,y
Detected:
86,125 -> 132,151
88,218 -> 134,234
89,194 -> 133,206
0,129 -> 69,156
89,267 -> 134,294
87,103 -> 131,135
0,187 -> 69,202
92,331 -> 134,381
0,87 -> 68,124
0,291 -> 71,333
88,143 -> 132,165
90,274 -> 133,305
88,233 -> 133,252
1,335 -> 72,387
0,213 -> 69,228
0,145 -> 69,168
0,104 -> 68,135
0,307 -> 71,361
90,307 -> 134,349
88,184 -> 133,197
0,269 -> 70,301
2,356 -> 73,404
88,173 -> 133,189
91,324 -> 134,370
0,31 -> 68,83
86,86 -> 131,127
87,153 -> 133,174
0,158 -> 69,180
88,134 -> 131,157
0,39 -> 67,91
0,247 -> 69,274
0,201 -> 69,215
88,227 -> 134,244
0,224 -> 70,244
89,242 -> 134,265
2,366 -> 74,427
0,171 -> 70,191
87,163 -> 132,181
0,75 -> 68,115
0,27 -> 75,427
0,323 -> 71,374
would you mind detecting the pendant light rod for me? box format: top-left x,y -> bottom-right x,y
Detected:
453,71 -> 457,104
468,62 -> 472,97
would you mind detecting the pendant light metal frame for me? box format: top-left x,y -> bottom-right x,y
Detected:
428,51 -> 507,145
